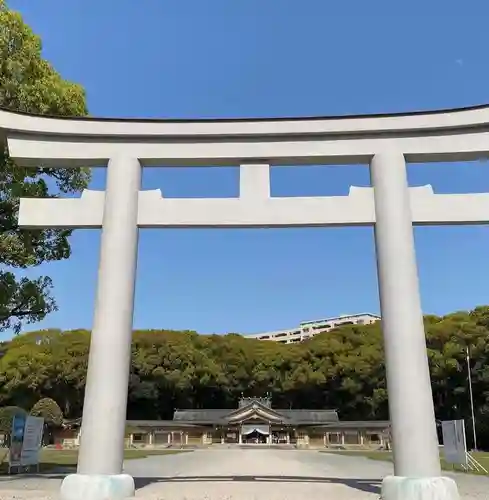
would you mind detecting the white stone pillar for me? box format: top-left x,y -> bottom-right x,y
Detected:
60,156 -> 141,500
371,153 -> 459,500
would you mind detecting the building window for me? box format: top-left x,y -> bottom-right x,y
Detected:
368,433 -> 381,444
132,433 -> 145,443
328,432 -> 341,444
343,431 -> 360,445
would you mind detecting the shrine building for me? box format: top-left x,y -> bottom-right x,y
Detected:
58,397 -> 390,450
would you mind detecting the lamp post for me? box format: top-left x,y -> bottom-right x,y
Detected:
466,346 -> 478,451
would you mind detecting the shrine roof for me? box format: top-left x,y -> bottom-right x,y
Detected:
173,404 -> 339,425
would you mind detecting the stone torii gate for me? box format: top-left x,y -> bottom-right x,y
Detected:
4,105 -> 488,500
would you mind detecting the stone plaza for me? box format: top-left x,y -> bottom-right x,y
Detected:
1,449 -> 489,500
4,103 -> 489,499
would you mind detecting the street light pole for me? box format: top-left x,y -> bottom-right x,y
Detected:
466,346 -> 478,451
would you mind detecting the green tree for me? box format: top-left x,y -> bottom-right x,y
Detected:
0,0 -> 89,333
0,405 -> 26,434
1,306 -> 489,449
30,397 -> 63,427
0,405 -> 26,453
31,397 -> 63,445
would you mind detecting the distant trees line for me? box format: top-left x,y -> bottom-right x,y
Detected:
1,306 -> 489,448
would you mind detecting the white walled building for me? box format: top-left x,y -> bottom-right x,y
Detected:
246,313 -> 380,344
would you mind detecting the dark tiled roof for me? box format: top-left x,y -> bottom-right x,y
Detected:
320,420 -> 390,429
173,407 -> 339,425
173,409 -> 230,423
280,410 -> 339,424
127,420 -> 201,428
226,402 -> 287,422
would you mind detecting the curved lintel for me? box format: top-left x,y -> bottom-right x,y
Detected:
3,104 -> 489,167
0,103 -> 489,140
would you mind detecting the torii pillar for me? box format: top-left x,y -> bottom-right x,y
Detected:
371,153 -> 458,500
60,156 -> 141,500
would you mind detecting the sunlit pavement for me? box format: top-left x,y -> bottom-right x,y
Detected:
1,448 -> 489,499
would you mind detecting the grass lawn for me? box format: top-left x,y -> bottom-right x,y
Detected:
0,447 -> 190,475
323,450 -> 489,475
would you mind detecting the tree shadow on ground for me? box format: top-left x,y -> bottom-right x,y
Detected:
134,475 -> 381,494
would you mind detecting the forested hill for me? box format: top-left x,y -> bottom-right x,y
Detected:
1,306 -> 489,447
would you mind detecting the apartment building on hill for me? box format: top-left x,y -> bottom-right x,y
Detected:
246,313 -> 380,344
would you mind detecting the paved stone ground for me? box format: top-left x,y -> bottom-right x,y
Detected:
0,448 -> 488,499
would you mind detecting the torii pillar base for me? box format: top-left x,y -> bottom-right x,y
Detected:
382,476 -> 459,500
60,474 -> 135,500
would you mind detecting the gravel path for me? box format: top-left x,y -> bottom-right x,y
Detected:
0,448 -> 488,499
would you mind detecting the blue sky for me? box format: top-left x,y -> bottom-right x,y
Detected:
4,0 -> 489,339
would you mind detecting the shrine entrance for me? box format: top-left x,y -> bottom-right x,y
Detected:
241,426 -> 269,444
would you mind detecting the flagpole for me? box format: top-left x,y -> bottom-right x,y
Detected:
466,346 -> 478,451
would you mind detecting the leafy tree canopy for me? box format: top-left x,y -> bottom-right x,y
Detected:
30,397 -> 63,427
0,405 -> 26,433
0,0 -> 89,333
1,306 -> 489,448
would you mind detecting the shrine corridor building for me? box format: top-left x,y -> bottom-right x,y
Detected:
60,397 -> 390,450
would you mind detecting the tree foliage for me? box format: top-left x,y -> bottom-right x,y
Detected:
1,307 -> 489,448
0,0 -> 89,333
0,405 -> 26,433
30,397 -> 63,427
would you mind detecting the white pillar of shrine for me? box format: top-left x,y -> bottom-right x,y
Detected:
371,153 -> 459,500
60,156 -> 141,500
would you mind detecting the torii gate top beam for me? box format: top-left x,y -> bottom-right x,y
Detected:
2,104 -> 489,167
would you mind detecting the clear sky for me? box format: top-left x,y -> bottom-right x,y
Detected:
3,0 -> 489,340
